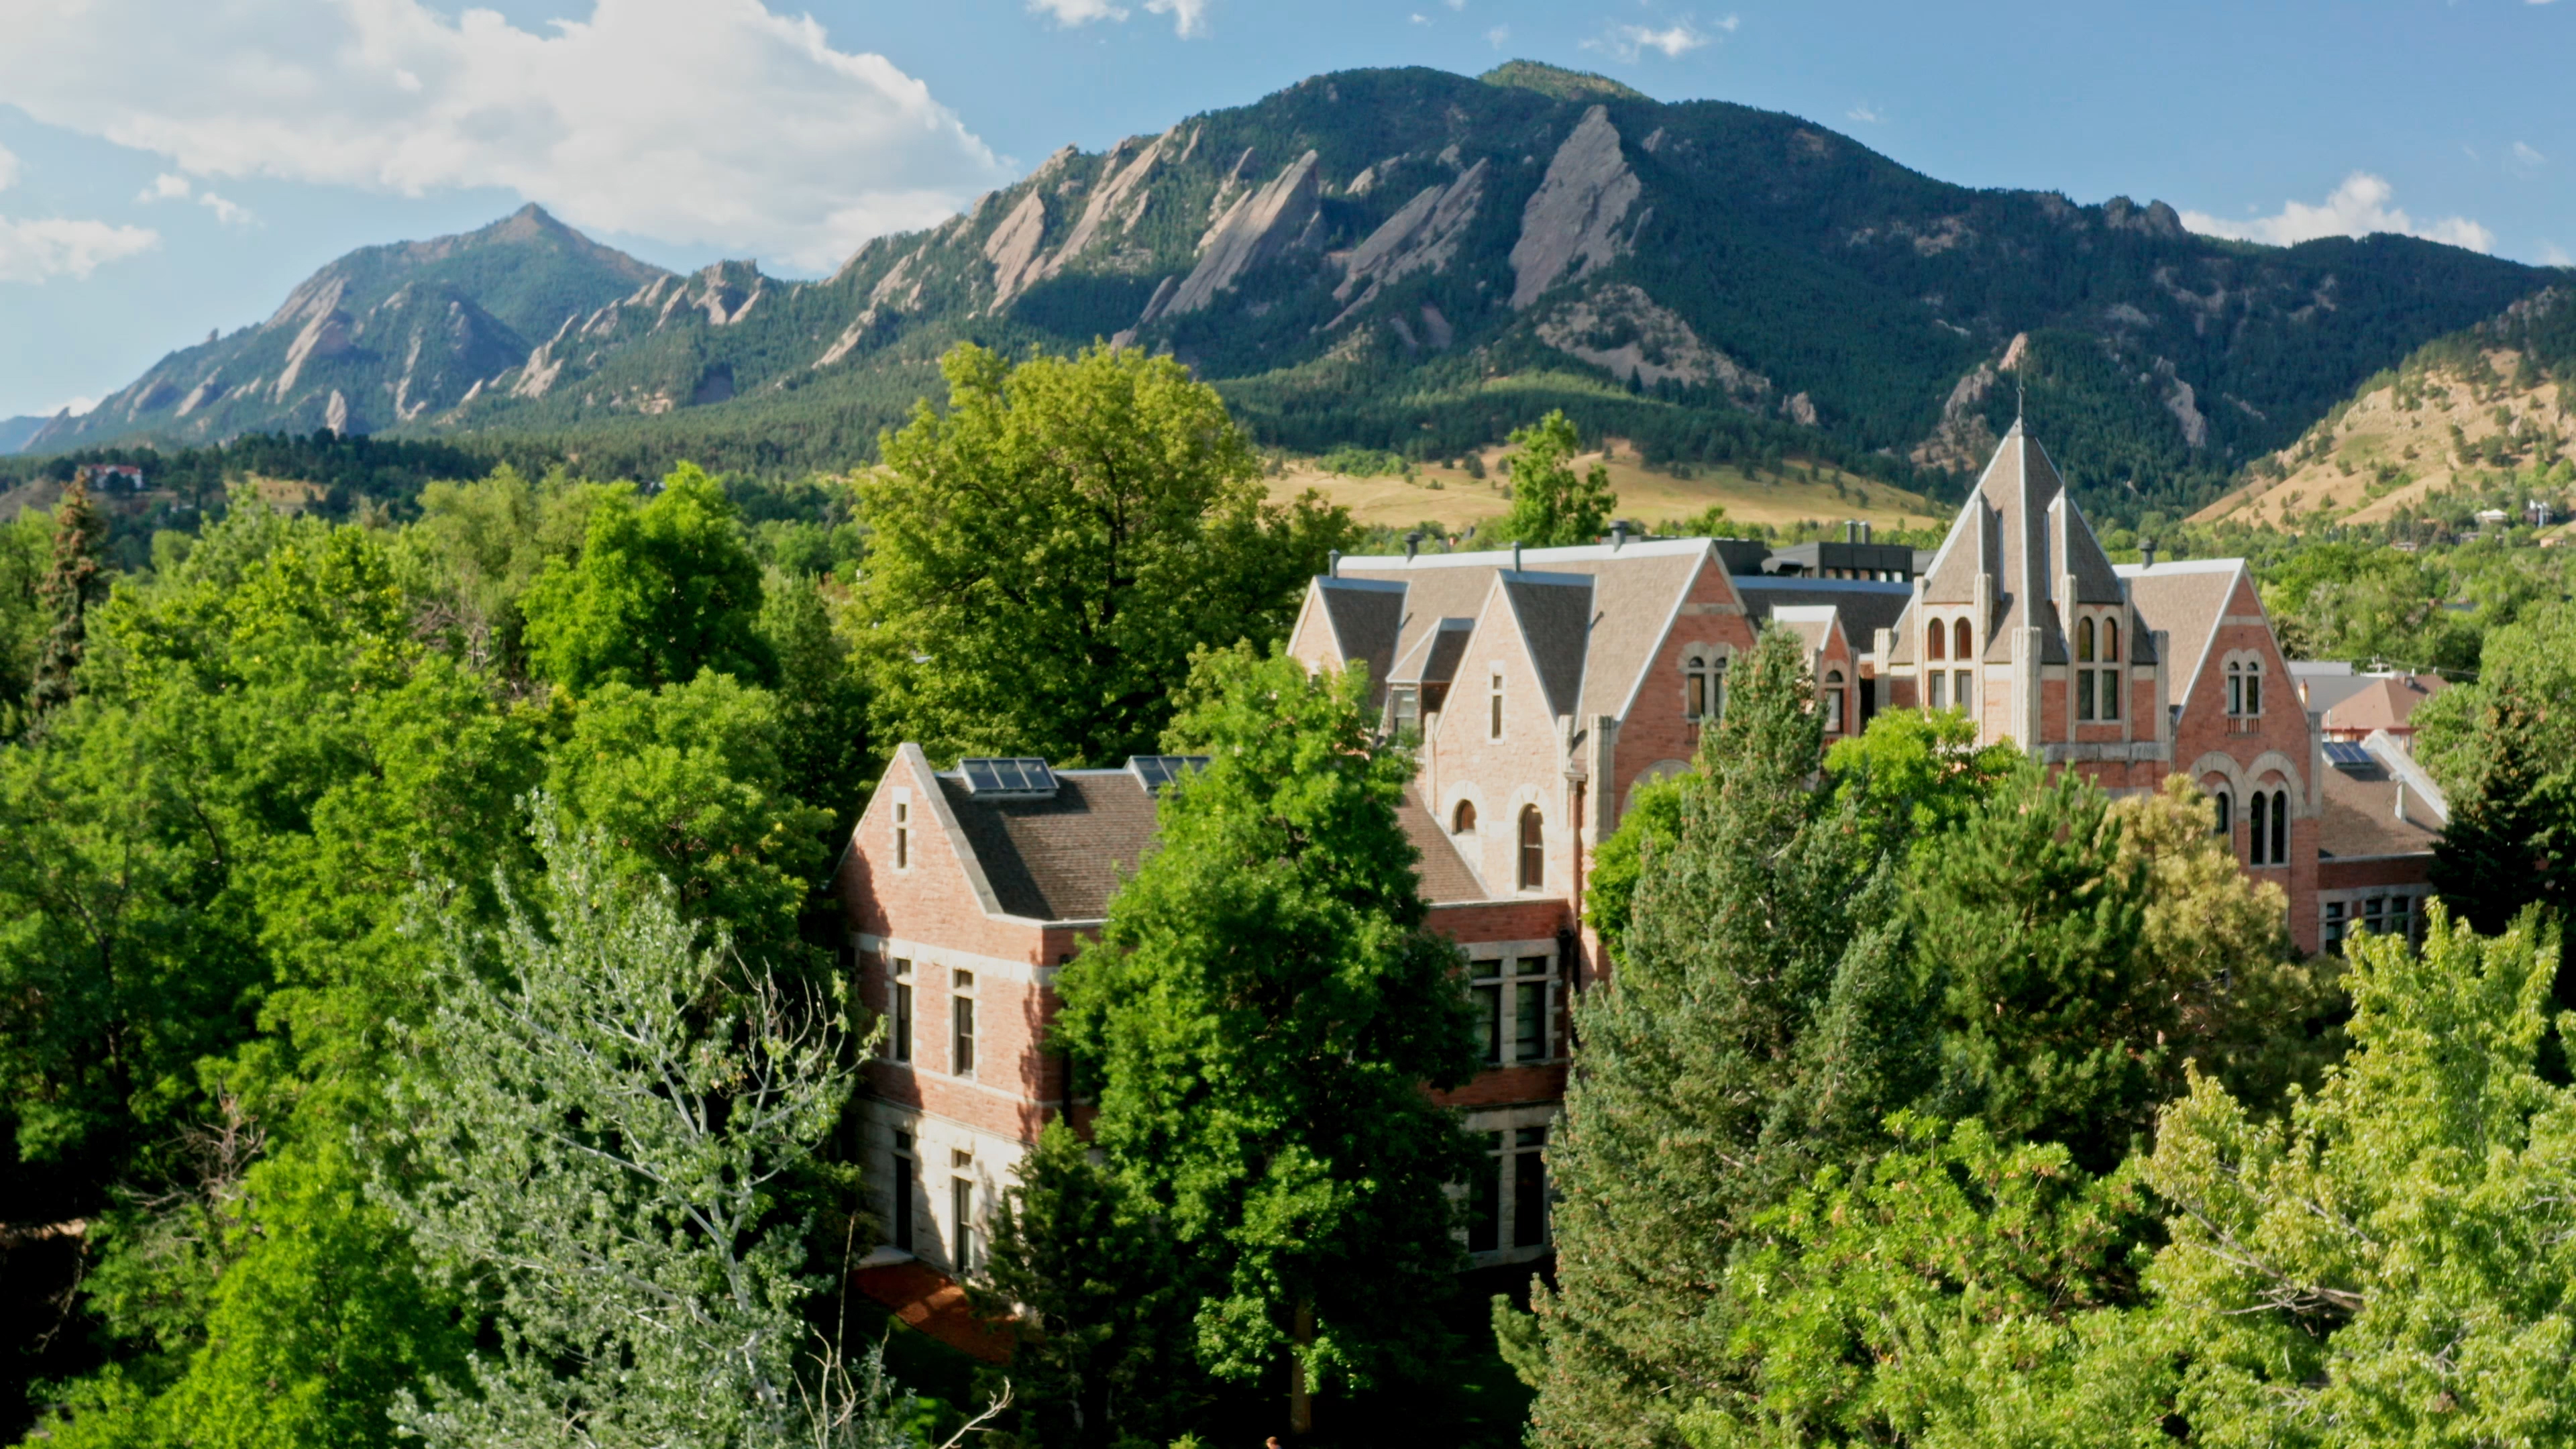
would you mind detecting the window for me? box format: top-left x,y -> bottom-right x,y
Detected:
1469,955 -> 1560,1067
1511,1127 -> 1550,1248
2324,900 -> 2347,951
2227,659 -> 2263,717
1927,670 -> 1947,710
1517,806 -> 1545,891
951,1151 -> 977,1271
1953,619 -> 1972,660
1954,669 -> 1973,714
2077,616 -> 2095,662
1684,651 -> 1726,722
2078,661 -> 2096,722
1823,669 -> 1845,734
1389,686 -> 1419,739
890,1131 -> 916,1251
951,968 -> 977,1077
2102,619 -> 2120,661
1489,672 -> 1504,741
889,959 -> 914,1064
2076,616 -> 2121,723
893,797 -> 910,869
2212,789 -> 2232,839
2100,662 -> 2121,720
2269,790 -> 2289,866
1467,1131 -> 1503,1252
2247,788 -> 2267,865
1452,799 -> 1478,835
2388,893 -> 2414,943
1927,619 -> 1947,661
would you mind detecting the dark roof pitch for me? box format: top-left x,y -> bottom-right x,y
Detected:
1500,572 -> 1594,718
934,771 -> 1162,921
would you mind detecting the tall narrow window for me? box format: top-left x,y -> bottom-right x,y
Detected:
2269,790 -> 2290,866
2247,789 -> 2268,865
890,1131 -> 915,1251
1452,799 -> 1478,835
2102,619 -> 2120,661
889,959 -> 914,1064
1472,959 -> 1503,1066
1708,657 -> 1726,721
1511,1126 -> 1550,1248
1468,1132 -> 1503,1252
1927,619 -> 1947,661
1684,653 -> 1722,721
2100,661 -> 2121,720
2213,789 -> 2232,839
1389,686 -> 1419,739
1953,619 -> 1972,660
951,1153 -> 977,1271
951,968 -> 977,1077
2227,663 -> 2243,716
1489,672 -> 1504,741
1927,670 -> 1948,710
893,799 -> 910,869
1823,670 -> 1845,733
1517,806 -> 1545,891
2076,616 -> 2096,663
2078,661 -> 2097,722
2246,663 -> 2262,717
1955,669 -> 1974,713
1513,957 -> 1554,1063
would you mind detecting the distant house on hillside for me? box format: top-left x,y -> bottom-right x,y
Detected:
76,464 -> 145,492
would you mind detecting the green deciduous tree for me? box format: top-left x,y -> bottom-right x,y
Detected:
522,463 -> 776,694
1495,411 -> 1617,549
1053,645 -> 1479,1433
386,814 -> 868,1449
1507,626 -> 1928,1449
860,343 -> 1353,767
2429,690 -> 2574,941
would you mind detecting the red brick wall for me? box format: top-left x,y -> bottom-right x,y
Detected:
2167,574 -> 2323,953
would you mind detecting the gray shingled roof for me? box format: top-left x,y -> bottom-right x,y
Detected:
2116,560 -> 2245,700
1733,577 -> 1913,647
1389,616 -> 1474,686
2317,759 -> 2443,859
1317,578 -> 1407,700
1501,572 -> 1595,718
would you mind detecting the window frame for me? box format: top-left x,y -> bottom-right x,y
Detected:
1516,806 -> 1546,892
891,790 -> 912,871
1822,669 -> 1845,734
1488,669 -> 1505,741
950,967 -> 978,1078
888,958 -> 914,1064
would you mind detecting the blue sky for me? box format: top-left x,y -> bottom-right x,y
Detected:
1,0 -> 2569,421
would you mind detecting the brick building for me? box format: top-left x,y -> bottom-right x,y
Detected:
831,425 -> 2405,1274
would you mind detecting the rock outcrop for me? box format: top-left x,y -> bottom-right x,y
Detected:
1534,283 -> 1771,398
1328,158 -> 1487,327
1149,151 -> 1323,321
983,191 -> 1049,311
1911,333 -> 2027,472
1509,106 -> 1642,309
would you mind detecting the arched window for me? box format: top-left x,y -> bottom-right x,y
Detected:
1683,651 -> 1725,722
1452,799 -> 1478,835
1517,806 -> 1545,891
1823,670 -> 1846,734
2227,659 -> 2263,717
2248,786 -> 2268,865
1953,619 -> 1972,660
2269,790 -> 2290,866
2212,788 -> 2232,839
2076,617 -> 2096,662
1927,619 -> 1946,661
2102,618 -> 2120,661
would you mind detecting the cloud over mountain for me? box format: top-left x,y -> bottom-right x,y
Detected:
0,0 -> 1014,272
2183,172 -> 2496,254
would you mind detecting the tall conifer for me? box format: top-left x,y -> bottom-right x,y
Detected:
2430,690 -> 2571,938
30,478 -> 107,714
1503,627 -> 1930,1449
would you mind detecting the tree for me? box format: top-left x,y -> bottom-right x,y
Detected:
521,462 -> 776,694
757,568 -> 872,831
1910,769 -> 2157,1171
971,1120 -> 1194,1448
1506,626 -> 1929,1449
384,814 -> 875,1449
1823,706 -> 2026,865
1494,411 -> 1617,548
2145,904 -> 2576,1446
30,478 -> 109,714
860,343 -> 1354,768
2429,690 -> 2574,941
1051,645 -> 1480,1434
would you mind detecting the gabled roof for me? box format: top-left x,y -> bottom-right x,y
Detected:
2316,733 -> 2447,859
1499,571 -> 1594,719
1387,617 -> 1474,687
1314,577 -> 1407,700
2115,558 -> 2248,706
1328,538 -> 1719,727
1764,603 -> 1846,660
1734,577 -> 1913,653
2322,674 -> 2448,734
1910,423 -> 2096,665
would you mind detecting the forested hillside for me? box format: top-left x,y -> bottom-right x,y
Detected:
29,63 -> 2556,525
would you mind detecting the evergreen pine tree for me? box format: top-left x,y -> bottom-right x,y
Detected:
2430,690 -> 2570,937
30,478 -> 107,714
1503,627 -> 1932,1449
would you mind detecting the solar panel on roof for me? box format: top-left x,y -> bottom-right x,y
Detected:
1128,755 -> 1210,794
958,757 -> 1058,796
2323,740 -> 2374,770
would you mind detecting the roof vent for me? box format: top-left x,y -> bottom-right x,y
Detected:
958,757 -> 1059,798
1128,755 -> 1210,794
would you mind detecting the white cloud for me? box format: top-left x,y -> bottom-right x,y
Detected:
140,172 -> 192,202
1028,0 -> 1129,25
0,0 -> 1014,274
1487,23 -> 1509,46
2180,172 -> 2496,254
1847,104 -> 1883,124
1411,11 -> 1429,22
0,145 -> 19,194
199,192 -> 252,226
0,217 -> 160,283
1586,16 -> 1730,60
1142,0 -> 1212,36
2510,140 -> 2547,175
1446,0 -> 1466,9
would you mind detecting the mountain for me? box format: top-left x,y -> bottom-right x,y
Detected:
0,417 -> 46,455
25,205 -> 665,453
2192,285 -> 2576,531
35,63 -> 2559,524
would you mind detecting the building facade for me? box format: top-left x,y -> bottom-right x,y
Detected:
832,425 -> 2390,1275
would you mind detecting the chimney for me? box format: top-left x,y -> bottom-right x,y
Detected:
1405,531 -> 1423,561
2395,781 -> 2407,824
1611,520 -> 1629,551
1861,521 -> 1872,544
2141,541 -> 2158,568
1845,519 -> 1860,543
1512,543 -> 1524,572
1328,549 -> 1342,578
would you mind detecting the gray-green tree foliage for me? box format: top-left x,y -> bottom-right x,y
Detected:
385,808 -> 890,1449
